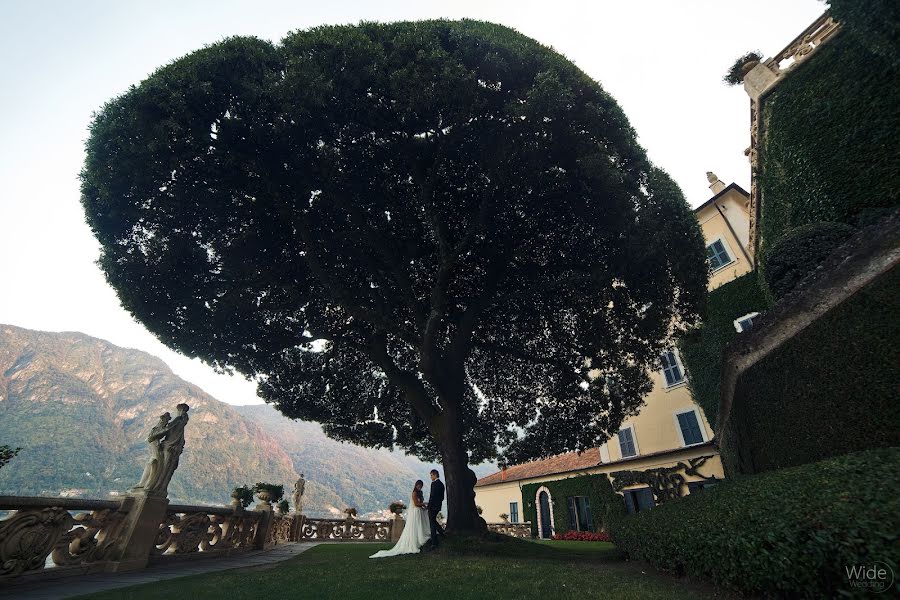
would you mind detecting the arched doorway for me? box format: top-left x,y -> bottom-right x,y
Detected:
535,486 -> 555,539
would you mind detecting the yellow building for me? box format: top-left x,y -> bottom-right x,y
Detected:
475,175 -> 754,536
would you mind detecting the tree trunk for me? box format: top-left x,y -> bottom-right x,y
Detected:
433,415 -> 487,535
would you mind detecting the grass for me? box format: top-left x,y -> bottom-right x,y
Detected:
76,538 -> 731,600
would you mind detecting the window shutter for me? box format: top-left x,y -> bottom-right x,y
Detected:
566,496 -> 577,530
623,491 -> 636,514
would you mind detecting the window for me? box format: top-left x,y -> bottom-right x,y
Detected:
618,427 -> 637,458
706,239 -> 732,271
566,496 -> 594,531
676,409 -> 706,446
509,502 -> 519,523
661,350 -> 684,387
623,488 -> 655,514
734,312 -> 760,333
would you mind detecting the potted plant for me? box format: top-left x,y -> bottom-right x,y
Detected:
253,482 -> 284,505
499,513 -> 510,523
388,501 -> 407,517
277,499 -> 290,514
723,51 -> 763,86
344,507 -> 358,520
231,485 -> 254,509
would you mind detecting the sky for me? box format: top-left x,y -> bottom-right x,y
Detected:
0,0 -> 826,406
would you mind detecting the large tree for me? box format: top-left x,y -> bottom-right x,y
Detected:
81,20 -> 707,533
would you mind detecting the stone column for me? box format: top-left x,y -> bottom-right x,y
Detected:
390,515 -> 405,542
105,491 -> 168,572
252,498 -> 275,550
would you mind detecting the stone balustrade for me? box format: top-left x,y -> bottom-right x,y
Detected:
0,495 -> 130,581
297,517 -> 391,542
151,504 -> 266,560
487,521 -> 533,539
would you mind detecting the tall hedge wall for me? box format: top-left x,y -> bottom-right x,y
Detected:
722,266 -> 900,475
677,273 -> 771,428
609,448 -> 900,598
521,473 -> 624,537
758,29 -> 900,263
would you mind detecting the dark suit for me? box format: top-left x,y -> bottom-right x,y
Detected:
427,478 -> 445,546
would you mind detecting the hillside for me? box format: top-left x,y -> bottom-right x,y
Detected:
0,325 -> 493,515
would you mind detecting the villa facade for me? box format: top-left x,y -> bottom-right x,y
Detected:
475,176 -> 754,535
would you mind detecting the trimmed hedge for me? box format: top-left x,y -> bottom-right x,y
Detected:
608,448 -> 900,598
723,266 -> 900,474
758,29 -> 900,264
677,273 -> 771,428
828,0 -> 900,65
763,221 -> 857,299
521,473 -> 624,537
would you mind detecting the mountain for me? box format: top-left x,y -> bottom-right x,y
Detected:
0,325 -> 493,515
234,404 -> 493,515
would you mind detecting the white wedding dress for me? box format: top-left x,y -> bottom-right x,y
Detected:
370,492 -> 431,558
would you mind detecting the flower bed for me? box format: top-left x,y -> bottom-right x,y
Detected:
552,531 -> 611,542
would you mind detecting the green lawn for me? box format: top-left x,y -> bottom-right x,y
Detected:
76,539 -> 730,600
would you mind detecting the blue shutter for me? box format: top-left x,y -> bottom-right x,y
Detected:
636,488 -> 655,511
566,497 -> 577,530
623,491 -> 636,514
677,411 -> 704,445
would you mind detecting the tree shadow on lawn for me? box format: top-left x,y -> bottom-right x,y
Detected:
76,537 -> 738,600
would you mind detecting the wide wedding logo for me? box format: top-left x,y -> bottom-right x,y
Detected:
845,562 -> 894,593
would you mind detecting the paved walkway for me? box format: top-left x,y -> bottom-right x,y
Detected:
0,542 -> 320,600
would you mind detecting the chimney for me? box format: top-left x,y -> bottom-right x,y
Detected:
500,465 -> 508,481
706,171 -> 726,195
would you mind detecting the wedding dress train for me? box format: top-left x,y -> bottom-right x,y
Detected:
369,504 -> 431,558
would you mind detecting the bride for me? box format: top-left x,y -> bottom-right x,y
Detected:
370,480 -> 431,558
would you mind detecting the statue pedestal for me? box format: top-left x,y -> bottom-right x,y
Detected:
106,492 -> 169,572
390,516 -> 405,542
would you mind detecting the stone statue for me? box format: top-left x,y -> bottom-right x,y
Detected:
134,403 -> 190,496
292,474 -> 306,515
134,412 -> 170,491
706,171 -> 718,184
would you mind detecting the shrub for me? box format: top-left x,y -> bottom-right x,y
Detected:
723,51 -> 762,85
758,30 -> 899,261
552,531 -> 611,542
344,507 -> 358,518
677,273 -> 771,427
277,499 -> 290,514
389,501 -> 407,515
723,266 -> 900,474
608,448 -> 900,598
763,221 -> 856,299
231,484 -> 255,508
253,482 -> 284,502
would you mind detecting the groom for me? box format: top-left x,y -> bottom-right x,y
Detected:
425,469 -> 445,548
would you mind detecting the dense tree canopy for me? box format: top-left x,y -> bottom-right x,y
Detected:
82,20 -> 707,530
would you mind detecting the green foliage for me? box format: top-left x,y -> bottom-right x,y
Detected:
232,485 -> 255,508
254,482 -> 285,502
677,273 -> 772,428
79,17 -> 708,514
828,0 -> 900,65
609,448 -> 900,598
0,445 -> 21,470
521,473 -> 624,537
277,499 -> 290,513
723,267 -> 900,474
758,30 -> 899,263
763,221 -> 856,299
722,51 -> 761,85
